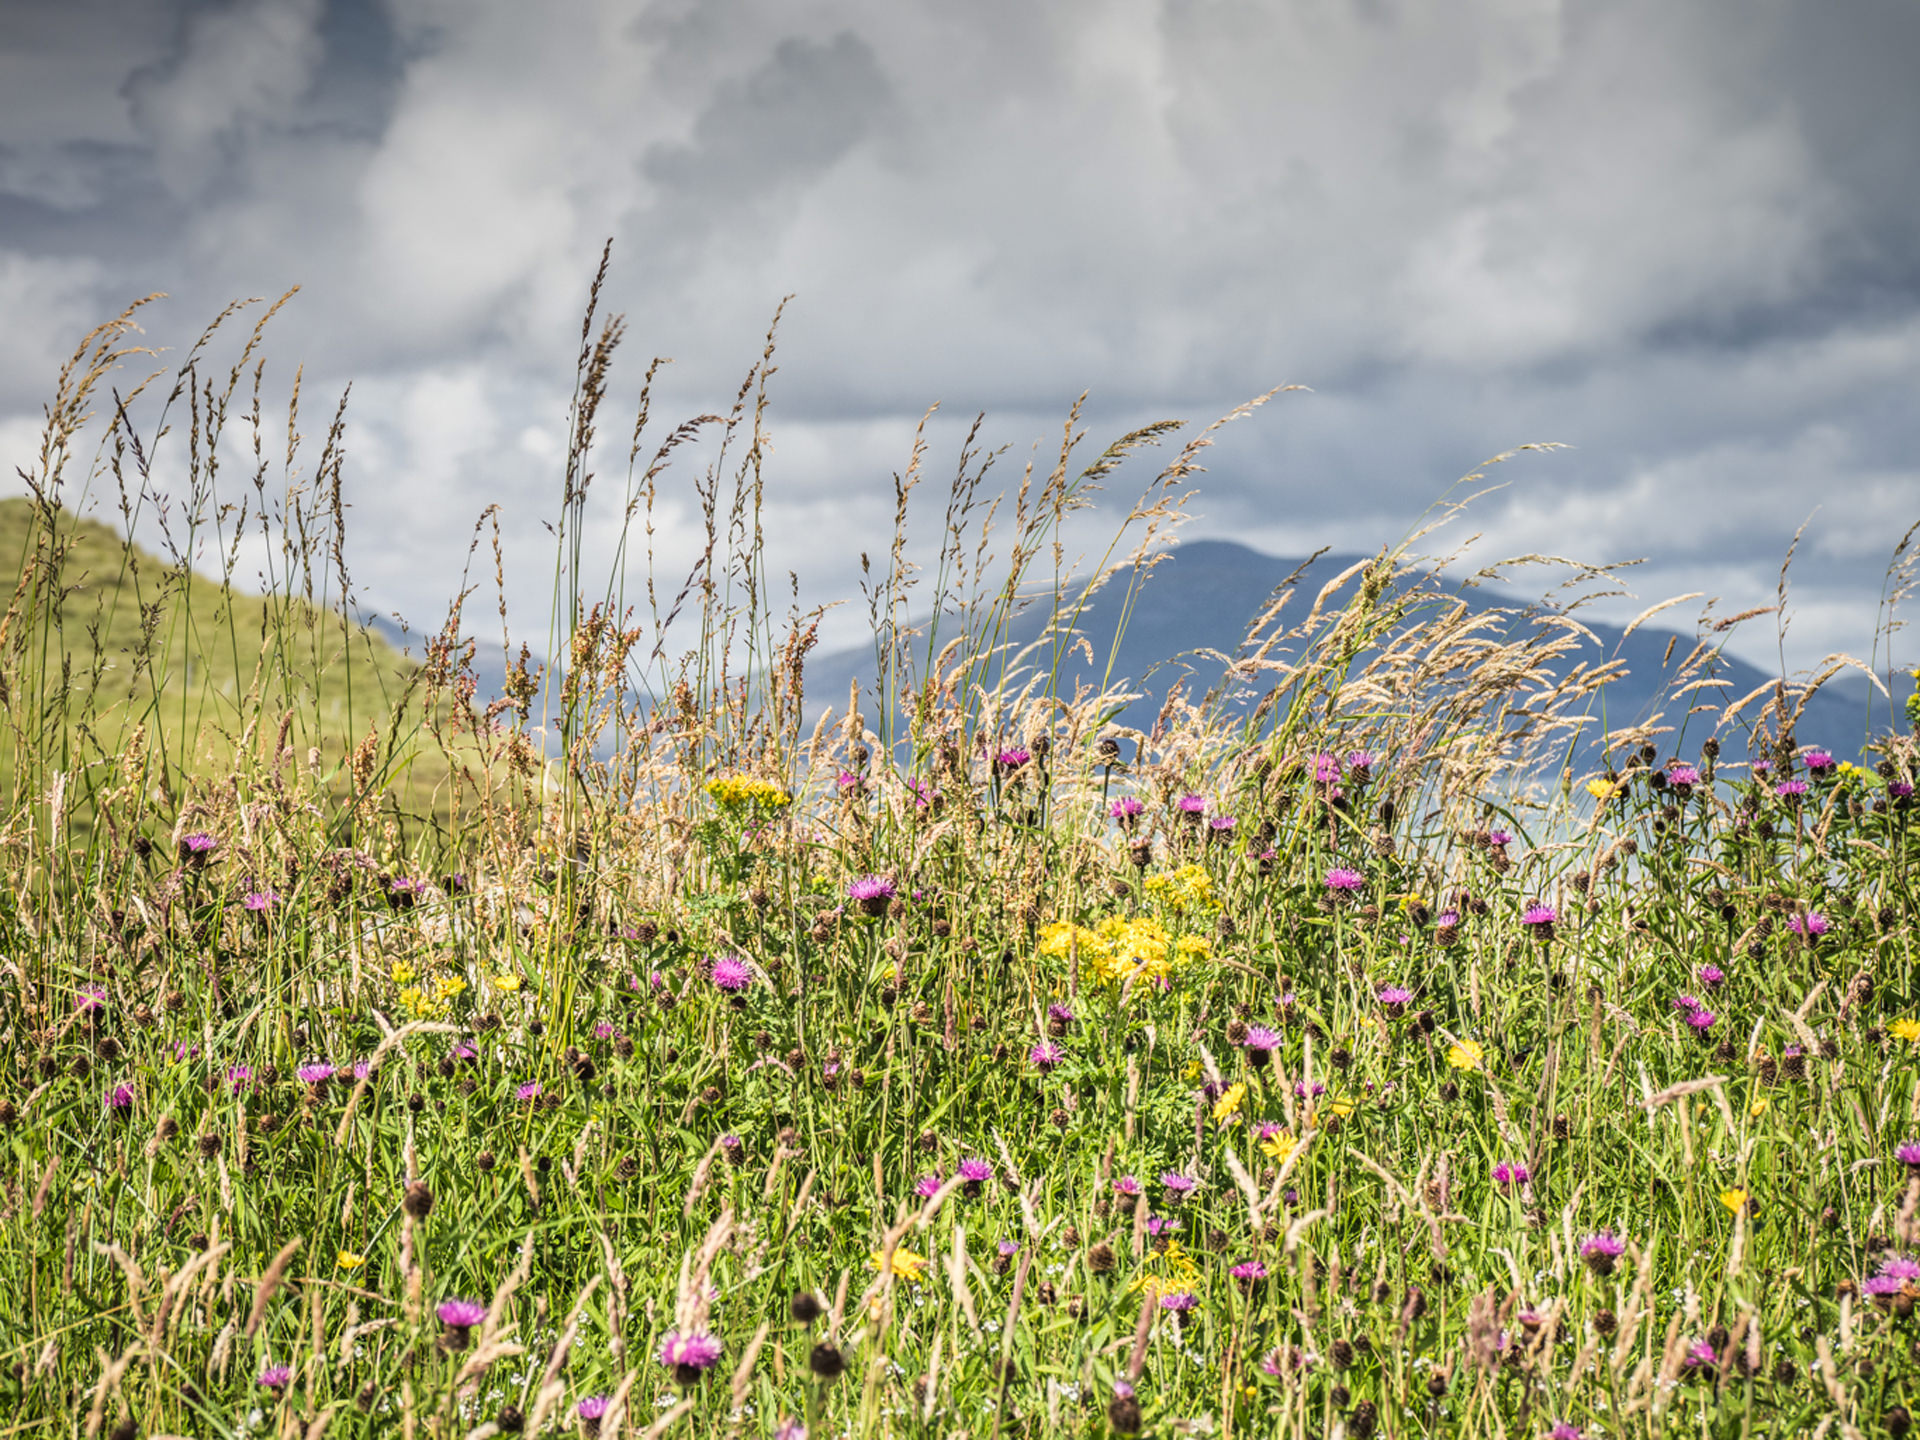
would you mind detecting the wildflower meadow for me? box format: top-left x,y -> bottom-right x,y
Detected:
5,273 -> 1920,1439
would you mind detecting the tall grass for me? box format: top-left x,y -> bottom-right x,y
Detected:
0,267 -> 1916,1439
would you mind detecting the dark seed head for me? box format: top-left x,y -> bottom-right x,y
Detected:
808,1342 -> 846,1380
403,1181 -> 434,1218
789,1291 -> 823,1325
1106,1395 -> 1142,1434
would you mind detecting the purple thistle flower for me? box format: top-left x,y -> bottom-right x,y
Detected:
957,1158 -> 993,1184
259,1364 -> 292,1390
296,1063 -> 335,1085
1893,781 -> 1915,800
659,1331 -> 723,1370
1029,1042 -> 1064,1071
451,1042 -> 479,1062
1491,1161 -> 1530,1188
847,874 -> 897,916
77,984 -> 106,1013
593,1022 -> 614,1040
1047,1003 -> 1075,1026
105,1083 -> 134,1111
1325,867 -> 1364,892
1347,751 -> 1375,774
438,1299 -> 487,1330
998,1239 -> 1020,1257
516,1081 -> 541,1101
1751,759 -> 1772,775
1863,1274 -> 1906,1297
1579,1231 -> 1625,1275
1685,1008 -> 1716,1031
577,1396 -> 611,1420
914,1172 -> 943,1198
1697,965 -> 1725,988
243,890 -> 279,911
996,747 -> 1032,769
1522,903 -> 1557,927
1112,1175 -> 1142,1196
1312,752 -> 1342,784
1208,814 -> 1237,832
1883,1255 -> 1920,1281
1159,1291 -> 1199,1311
181,831 -> 217,856
352,1061 -> 373,1081
1787,912 -> 1829,937
227,1065 -> 256,1094
1109,796 -> 1144,822
1161,1171 -> 1198,1195
1897,1141 -> 1920,1169
710,955 -> 755,992
1377,985 -> 1412,1012
1176,793 -> 1207,814
1804,749 -> 1835,772
1686,1340 -> 1717,1369
1673,994 -> 1701,1012
1550,1425 -> 1583,1440
1776,779 -> 1810,798
1667,763 -> 1701,788
1230,1260 -> 1268,1281
1487,830 -> 1512,847
835,770 -> 862,790
1242,1024 -> 1281,1053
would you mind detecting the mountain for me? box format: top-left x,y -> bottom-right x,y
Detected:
797,539 -> 1900,765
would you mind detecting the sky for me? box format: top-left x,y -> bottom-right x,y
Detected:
2,0 -> 1918,682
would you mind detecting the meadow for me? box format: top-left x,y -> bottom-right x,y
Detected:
3,273 -> 1919,1440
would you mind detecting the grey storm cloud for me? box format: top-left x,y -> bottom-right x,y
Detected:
0,0 -> 1917,675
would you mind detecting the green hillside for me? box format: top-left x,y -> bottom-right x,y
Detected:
0,496 -> 460,841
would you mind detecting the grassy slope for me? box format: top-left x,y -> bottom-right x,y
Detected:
0,497 -> 461,836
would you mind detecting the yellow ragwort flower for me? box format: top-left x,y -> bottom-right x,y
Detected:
705,775 -> 791,810
1586,777 -> 1620,801
1260,1128 -> 1299,1163
1891,1018 -> 1920,1044
1212,1081 -> 1247,1122
1446,1038 -> 1484,1071
1142,863 -> 1220,912
390,961 -> 417,986
1720,1188 -> 1750,1215
336,1250 -> 366,1270
872,1246 -> 929,1282
493,973 -> 523,993
1749,1096 -> 1771,1118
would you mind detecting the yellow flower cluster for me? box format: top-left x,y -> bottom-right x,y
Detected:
1128,1237 -> 1202,1297
1037,917 -> 1212,989
705,775 -> 792,810
1891,1018 -> 1920,1044
1142,863 -> 1219,912
393,962 -> 470,1018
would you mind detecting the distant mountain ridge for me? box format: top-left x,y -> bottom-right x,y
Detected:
798,539 -> 1898,764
